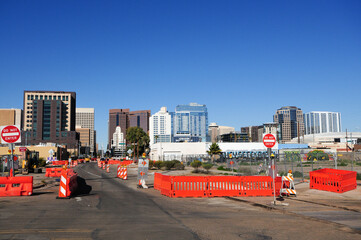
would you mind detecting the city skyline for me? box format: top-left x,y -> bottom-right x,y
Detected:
1,1 -> 360,149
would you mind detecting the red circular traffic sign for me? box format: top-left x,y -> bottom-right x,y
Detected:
263,134 -> 276,148
1,125 -> 21,143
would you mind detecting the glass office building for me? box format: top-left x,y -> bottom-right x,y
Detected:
173,103 -> 209,142
304,111 -> 342,135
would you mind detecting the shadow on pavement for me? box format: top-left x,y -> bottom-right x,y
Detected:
32,191 -> 55,196
75,176 -> 92,196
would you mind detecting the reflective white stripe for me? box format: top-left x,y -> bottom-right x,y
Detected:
2,132 -> 19,137
61,176 -> 67,185
60,187 -> 66,195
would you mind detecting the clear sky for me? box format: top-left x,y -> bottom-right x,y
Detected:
1,0 -> 360,149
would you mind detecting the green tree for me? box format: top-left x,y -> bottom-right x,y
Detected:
126,127 -> 149,159
207,143 -> 222,162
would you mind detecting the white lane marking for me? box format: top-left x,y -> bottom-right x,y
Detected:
77,166 -> 102,178
75,197 -> 82,202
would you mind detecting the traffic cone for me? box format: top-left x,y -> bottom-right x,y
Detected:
103,163 -> 106,170
106,164 -> 110,173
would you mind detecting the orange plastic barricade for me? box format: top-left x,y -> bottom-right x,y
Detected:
154,172 -> 162,190
0,176 -> 33,196
241,176 -> 273,197
171,176 -> 208,198
154,174 -> 280,198
57,169 -> 78,199
310,168 -> 357,193
51,160 -> 68,166
45,168 -> 63,177
160,175 -> 173,197
207,176 -> 244,197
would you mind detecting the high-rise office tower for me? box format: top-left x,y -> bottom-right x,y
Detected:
149,107 -> 172,145
23,91 -> 78,148
108,109 -> 150,148
304,111 -> 342,135
273,106 -> 304,143
129,110 -> 151,133
76,108 -> 95,155
173,103 -> 209,142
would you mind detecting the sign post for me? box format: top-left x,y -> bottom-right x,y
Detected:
263,133 -> 277,205
1,125 -> 21,176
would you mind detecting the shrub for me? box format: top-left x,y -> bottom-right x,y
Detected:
38,157 -> 46,167
154,161 -> 163,170
293,171 -> 303,178
191,160 -> 202,173
217,165 -> 226,171
174,162 -> 185,170
357,173 -> 361,180
338,160 -> 348,166
148,160 -> 154,170
164,161 -> 175,170
202,163 -> 213,173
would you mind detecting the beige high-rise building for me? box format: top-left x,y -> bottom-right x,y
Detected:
76,108 -> 95,154
274,106 -> 304,143
76,126 -> 90,147
0,109 -> 22,127
23,91 -> 76,131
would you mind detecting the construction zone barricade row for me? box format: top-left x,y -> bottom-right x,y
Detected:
57,169 -> 78,199
50,160 -> 68,166
154,174 -> 279,198
45,168 -> 63,177
0,176 -> 33,197
310,168 -> 357,193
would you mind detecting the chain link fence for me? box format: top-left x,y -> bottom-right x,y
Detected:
159,151 -> 361,180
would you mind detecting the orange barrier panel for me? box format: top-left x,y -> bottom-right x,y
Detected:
154,174 -> 280,198
51,160 -> 68,166
208,176 -> 244,197
57,169 -> 78,198
154,172 -> 162,190
0,176 -> 33,196
241,176 -> 273,197
171,176 -> 208,198
45,168 -> 63,177
160,175 -> 173,197
310,168 -> 357,193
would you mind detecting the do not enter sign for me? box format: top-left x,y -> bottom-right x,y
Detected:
1,125 -> 21,144
263,134 -> 276,148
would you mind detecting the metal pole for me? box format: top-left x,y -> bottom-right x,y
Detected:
10,143 -> 14,177
268,148 -> 276,205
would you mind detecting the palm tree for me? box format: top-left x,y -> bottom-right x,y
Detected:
207,143 -> 222,162
126,127 -> 149,159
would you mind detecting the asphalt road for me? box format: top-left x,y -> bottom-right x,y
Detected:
0,163 -> 360,240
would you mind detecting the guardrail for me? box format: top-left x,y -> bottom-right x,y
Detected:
310,168 -> 357,193
154,173 -> 280,198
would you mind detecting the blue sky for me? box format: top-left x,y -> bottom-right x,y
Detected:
1,1 -> 360,149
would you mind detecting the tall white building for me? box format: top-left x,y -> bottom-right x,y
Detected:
76,108 -> 95,154
111,126 -> 126,156
149,107 -> 172,145
304,111 -> 342,135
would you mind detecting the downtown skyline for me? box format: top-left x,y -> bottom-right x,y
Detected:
1,1 -> 360,149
